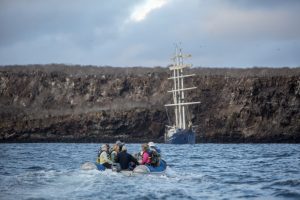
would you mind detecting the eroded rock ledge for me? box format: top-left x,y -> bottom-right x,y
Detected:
0,65 -> 299,143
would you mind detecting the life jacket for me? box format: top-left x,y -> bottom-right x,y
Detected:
98,146 -> 112,157
141,151 -> 151,164
107,149 -> 112,160
148,150 -> 160,166
97,149 -> 111,163
96,149 -> 103,163
97,149 -> 103,157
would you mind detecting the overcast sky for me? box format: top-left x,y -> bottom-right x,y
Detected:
0,0 -> 300,67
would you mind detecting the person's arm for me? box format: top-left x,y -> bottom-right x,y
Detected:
115,153 -> 119,163
130,154 -> 139,165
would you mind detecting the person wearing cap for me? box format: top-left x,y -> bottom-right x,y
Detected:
115,145 -> 139,170
148,142 -> 161,154
147,142 -> 161,167
96,144 -> 113,169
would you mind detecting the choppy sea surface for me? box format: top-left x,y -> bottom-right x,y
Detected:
0,143 -> 299,200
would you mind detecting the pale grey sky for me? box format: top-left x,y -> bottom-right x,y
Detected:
0,0 -> 299,67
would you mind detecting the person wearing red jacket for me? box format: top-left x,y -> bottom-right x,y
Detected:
139,143 -> 151,165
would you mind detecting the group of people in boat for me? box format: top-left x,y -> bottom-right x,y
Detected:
96,141 -> 161,171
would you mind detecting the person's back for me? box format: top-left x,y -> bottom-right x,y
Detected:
97,144 -> 113,169
148,142 -> 161,167
99,151 -> 109,164
116,146 -> 138,170
139,143 -> 151,165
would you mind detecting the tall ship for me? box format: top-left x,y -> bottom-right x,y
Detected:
164,46 -> 200,144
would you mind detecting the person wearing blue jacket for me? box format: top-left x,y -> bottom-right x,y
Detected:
148,142 -> 161,167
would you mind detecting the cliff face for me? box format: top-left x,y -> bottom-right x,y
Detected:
0,65 -> 299,143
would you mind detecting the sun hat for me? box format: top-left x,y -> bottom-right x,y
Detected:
148,142 -> 155,147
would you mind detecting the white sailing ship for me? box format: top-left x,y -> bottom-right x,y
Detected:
164,46 -> 200,144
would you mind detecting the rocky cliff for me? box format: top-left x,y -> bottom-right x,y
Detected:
1,65 -> 299,143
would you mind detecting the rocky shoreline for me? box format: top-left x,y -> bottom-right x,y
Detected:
1,65 -> 299,143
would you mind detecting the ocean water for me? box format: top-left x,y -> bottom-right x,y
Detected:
0,143 -> 299,200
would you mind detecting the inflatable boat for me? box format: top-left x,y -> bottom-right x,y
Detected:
81,160 -> 167,174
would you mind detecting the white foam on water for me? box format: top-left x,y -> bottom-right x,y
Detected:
21,169 -> 104,199
80,161 -> 97,170
165,166 -> 177,177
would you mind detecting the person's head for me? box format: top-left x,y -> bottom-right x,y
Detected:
121,145 -> 127,152
113,144 -> 119,152
116,140 -> 124,151
106,144 -> 110,149
148,142 -> 155,148
141,143 -> 149,152
101,144 -> 107,151
116,140 -> 122,146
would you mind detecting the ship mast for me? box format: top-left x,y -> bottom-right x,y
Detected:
165,46 -> 200,129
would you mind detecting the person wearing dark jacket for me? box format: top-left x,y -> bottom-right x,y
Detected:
116,145 -> 139,170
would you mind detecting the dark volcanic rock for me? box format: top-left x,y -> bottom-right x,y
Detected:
0,65 -> 299,143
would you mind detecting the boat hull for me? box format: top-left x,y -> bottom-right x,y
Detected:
133,160 -> 167,174
165,128 -> 195,144
81,160 -> 167,174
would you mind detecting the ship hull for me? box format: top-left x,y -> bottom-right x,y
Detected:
165,128 -> 195,144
